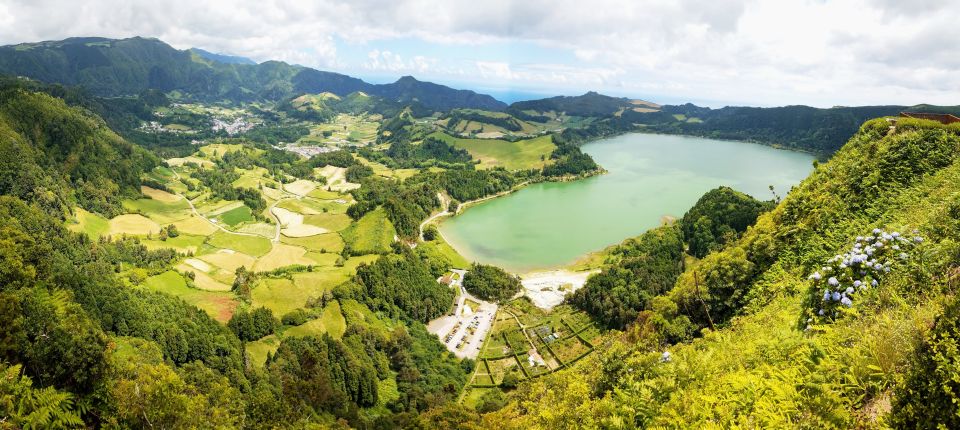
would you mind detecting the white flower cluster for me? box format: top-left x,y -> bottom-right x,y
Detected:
808,228 -> 921,320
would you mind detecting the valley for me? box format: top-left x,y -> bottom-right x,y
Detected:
1,32 -> 959,430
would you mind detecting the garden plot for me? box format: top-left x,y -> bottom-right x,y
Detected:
274,207 -> 328,237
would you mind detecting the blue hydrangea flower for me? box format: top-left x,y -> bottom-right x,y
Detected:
872,279 -> 878,287
831,291 -> 842,301
841,297 -> 853,307
853,280 -> 862,288
872,228 -> 882,234
845,287 -> 854,294
660,351 -> 672,363
828,277 -> 839,286
818,308 -> 826,316
810,272 -> 822,281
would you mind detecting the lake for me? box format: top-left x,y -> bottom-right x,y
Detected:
438,133 -> 815,273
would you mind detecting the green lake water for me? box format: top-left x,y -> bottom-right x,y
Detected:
439,133 -> 815,273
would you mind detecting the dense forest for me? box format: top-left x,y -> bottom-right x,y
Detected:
462,264 -> 522,303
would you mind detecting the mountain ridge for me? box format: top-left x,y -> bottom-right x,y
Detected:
0,36 -> 506,111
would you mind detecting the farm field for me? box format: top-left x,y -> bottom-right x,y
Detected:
464,299 -> 601,397
342,208 -> 396,254
428,132 -> 556,170
68,207 -> 110,239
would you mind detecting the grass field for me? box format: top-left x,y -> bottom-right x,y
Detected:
304,213 -> 352,232
197,250 -> 256,272
123,197 -> 192,224
109,214 -> 162,236
207,231 -> 272,256
68,207 -> 109,239
172,215 -> 219,236
141,234 -> 207,254
218,205 -> 253,226
417,235 -> 470,269
283,300 -> 346,339
280,233 -> 344,253
429,132 -> 556,170
253,264 -> 361,315
341,208 -> 395,255
245,335 -> 279,368
143,270 -> 236,322
252,243 -> 315,272
339,299 -> 391,333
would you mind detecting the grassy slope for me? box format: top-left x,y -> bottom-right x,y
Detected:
429,132 -> 556,170
485,118 -> 960,428
342,208 -> 396,254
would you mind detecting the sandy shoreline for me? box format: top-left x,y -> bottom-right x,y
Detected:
519,269 -> 600,309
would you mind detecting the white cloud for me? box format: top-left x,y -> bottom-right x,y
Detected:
0,0 -> 957,106
364,49 -> 435,73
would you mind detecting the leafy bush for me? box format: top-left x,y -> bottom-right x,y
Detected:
891,294 -> 960,428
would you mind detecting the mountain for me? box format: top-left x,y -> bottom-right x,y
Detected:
189,47 -> 256,65
509,91 -> 659,117
374,76 -> 506,112
0,36 -> 504,111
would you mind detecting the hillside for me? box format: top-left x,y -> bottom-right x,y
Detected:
0,37 -> 505,111
509,91 -> 659,118
480,117 -> 960,427
0,84 -> 157,217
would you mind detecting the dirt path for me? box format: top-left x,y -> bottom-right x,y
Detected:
418,192 -> 450,241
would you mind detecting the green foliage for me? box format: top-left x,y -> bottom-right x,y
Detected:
345,163 -> 374,182
463,264 -> 522,303
0,86 -> 157,217
681,186 -> 772,258
891,294 -> 960,429
228,306 -> 279,341
541,143 -> 599,177
568,224 -> 685,329
0,363 -> 83,429
386,136 -> 473,167
344,248 -> 455,322
281,308 -> 312,326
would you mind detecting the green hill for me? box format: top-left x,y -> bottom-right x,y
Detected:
0,83 -> 157,216
0,37 -> 506,111
482,117 -> 960,427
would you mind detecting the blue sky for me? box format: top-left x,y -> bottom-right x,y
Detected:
1,0 -> 958,108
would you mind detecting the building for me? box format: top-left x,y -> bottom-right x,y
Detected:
899,112 -> 960,125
